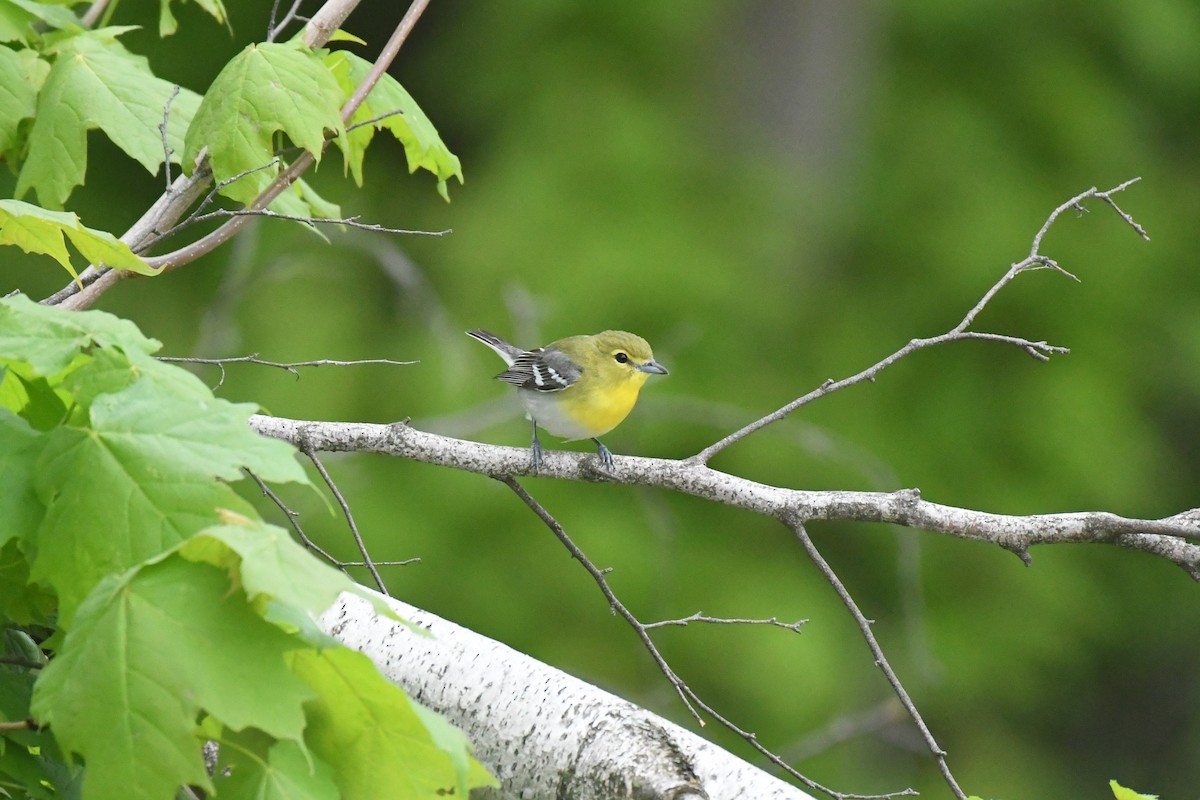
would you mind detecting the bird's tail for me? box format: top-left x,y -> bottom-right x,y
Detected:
465,329 -> 523,366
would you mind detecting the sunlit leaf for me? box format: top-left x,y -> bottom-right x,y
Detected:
325,49 -> 462,199
183,41 -> 345,206
14,29 -> 202,208
32,557 -> 314,800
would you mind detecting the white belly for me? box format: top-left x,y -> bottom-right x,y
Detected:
519,388 -> 596,441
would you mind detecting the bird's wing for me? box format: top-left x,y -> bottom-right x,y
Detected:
497,347 -> 581,392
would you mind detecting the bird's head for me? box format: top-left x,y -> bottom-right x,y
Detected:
591,330 -> 669,384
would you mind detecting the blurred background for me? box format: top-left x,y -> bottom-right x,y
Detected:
6,1 -> 1200,797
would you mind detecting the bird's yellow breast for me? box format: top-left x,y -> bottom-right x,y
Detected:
523,371 -> 649,440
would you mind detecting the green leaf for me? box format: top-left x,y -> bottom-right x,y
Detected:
0,297 -> 308,625
183,41 -> 345,206
180,515 -> 400,629
0,410 -> 46,550
326,29 -> 366,46
0,200 -> 154,283
324,49 -> 462,199
412,702 -> 500,797
158,0 -> 228,37
2,625 -> 46,668
0,744 -> 59,800
0,294 -> 158,376
4,0 -> 82,33
85,375 -> 306,485
214,728 -> 339,800
0,361 -> 70,430
0,44 -> 37,154
29,375 -> 304,624
30,423 -> 256,625
1110,780 -> 1158,800
0,0 -> 81,44
291,647 -> 496,800
0,539 -> 56,625
32,557 -> 315,800
14,30 -> 202,208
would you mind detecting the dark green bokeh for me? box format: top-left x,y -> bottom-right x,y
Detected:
5,1 -> 1200,797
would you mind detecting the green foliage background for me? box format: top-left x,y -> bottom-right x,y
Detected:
5,1 -> 1200,798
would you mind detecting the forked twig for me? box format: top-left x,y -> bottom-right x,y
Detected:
786,515 -> 965,800
303,446 -> 389,595
502,476 -> 916,800
692,180 -> 1148,464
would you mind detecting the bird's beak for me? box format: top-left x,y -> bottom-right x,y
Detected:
638,359 -> 669,375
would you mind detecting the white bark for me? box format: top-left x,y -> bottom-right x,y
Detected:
320,592 -> 816,800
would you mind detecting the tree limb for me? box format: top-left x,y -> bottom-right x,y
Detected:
246,416 -> 1200,580
45,0 -> 427,310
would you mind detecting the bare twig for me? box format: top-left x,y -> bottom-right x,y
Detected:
302,446 -> 389,595
245,468 -> 349,572
79,0 -> 111,27
159,353 -> 417,388
246,468 -> 419,573
165,207 -> 450,238
0,719 -> 39,732
500,476 -> 703,723
502,477 -> 913,800
268,0 -> 307,42
644,612 -> 808,633
346,108 -> 405,133
158,85 -> 181,191
692,180 -> 1148,465
786,516 -> 966,800
302,0 -> 362,46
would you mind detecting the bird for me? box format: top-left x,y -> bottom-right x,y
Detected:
466,329 -> 668,470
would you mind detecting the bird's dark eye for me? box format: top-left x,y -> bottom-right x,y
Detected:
614,352 -> 629,364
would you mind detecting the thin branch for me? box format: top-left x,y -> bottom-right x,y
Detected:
79,0 -> 111,27
786,516 -> 966,800
246,468 -> 420,573
126,0 -> 432,279
0,719 -> 40,732
135,160 -> 285,251
339,0 -> 430,129
159,353 -> 417,388
502,477 -> 913,800
244,468 -> 349,574
346,108 -> 405,133
644,612 -> 808,633
43,0 -> 384,310
302,0 -> 362,46
302,446 -> 389,595
168,207 -> 451,238
268,0 -> 307,42
158,84 -> 181,192
692,180 -> 1148,465
499,476 -> 702,723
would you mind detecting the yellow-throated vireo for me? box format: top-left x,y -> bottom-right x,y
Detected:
466,329 -> 668,470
